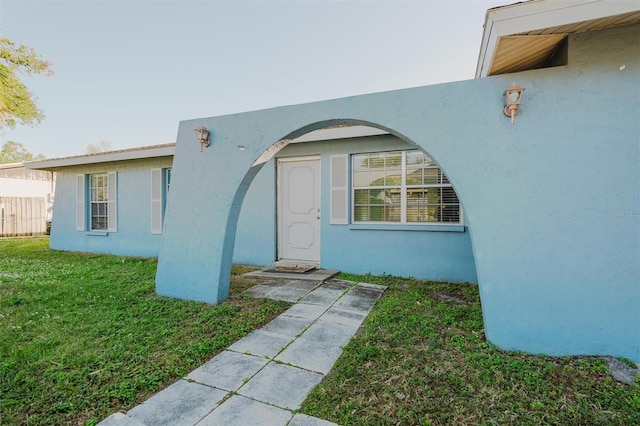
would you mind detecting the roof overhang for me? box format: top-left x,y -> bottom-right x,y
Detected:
476,0 -> 640,77
23,126 -> 390,171
24,143 -> 175,170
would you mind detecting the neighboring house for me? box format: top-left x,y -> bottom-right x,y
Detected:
0,162 -> 55,236
26,144 -> 173,257
27,0 -> 639,362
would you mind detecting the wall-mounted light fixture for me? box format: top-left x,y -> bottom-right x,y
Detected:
503,82 -> 525,125
194,126 -> 211,151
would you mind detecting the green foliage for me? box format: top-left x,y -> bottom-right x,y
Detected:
85,140 -> 112,154
0,237 -> 290,425
301,272 -> 640,426
0,37 -> 53,129
0,140 -> 44,163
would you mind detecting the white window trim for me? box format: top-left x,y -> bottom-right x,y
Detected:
351,150 -> 462,226
77,172 -> 117,233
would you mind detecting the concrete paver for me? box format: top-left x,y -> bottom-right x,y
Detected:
242,284 -> 279,299
282,303 -> 329,320
266,285 -> 311,302
301,287 -> 346,306
320,306 -> 368,329
285,280 -> 321,291
98,412 -> 145,426
98,276 -> 385,426
276,337 -> 344,374
320,279 -> 353,291
227,330 -> 291,358
301,321 -> 358,348
260,315 -> 313,338
289,413 -> 341,426
196,394 -> 293,426
187,350 -> 268,391
126,380 -> 227,426
237,362 -> 323,410
333,291 -> 379,312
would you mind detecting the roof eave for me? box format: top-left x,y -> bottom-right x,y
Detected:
475,0 -> 640,78
25,144 -> 176,170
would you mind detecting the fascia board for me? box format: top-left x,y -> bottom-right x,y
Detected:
24,145 -> 175,170
476,9 -> 500,79
493,0 -> 639,35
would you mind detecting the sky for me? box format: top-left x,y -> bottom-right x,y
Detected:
0,0 -> 499,159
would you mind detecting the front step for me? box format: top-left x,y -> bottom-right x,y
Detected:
273,261 -> 319,272
243,267 -> 340,282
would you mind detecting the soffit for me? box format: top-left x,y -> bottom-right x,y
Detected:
490,33 -> 566,75
477,1 -> 640,78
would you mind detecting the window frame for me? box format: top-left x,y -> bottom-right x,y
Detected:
351,150 -> 462,226
89,173 -> 109,231
76,172 -> 117,233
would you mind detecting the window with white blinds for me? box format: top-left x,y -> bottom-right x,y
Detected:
77,172 -> 117,232
352,150 -> 460,224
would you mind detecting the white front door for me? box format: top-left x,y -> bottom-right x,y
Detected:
278,157 -> 321,264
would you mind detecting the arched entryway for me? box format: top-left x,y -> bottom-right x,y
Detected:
154,73 -> 640,364
156,112 -> 478,305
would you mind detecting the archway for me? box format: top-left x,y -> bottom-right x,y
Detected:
156,112 -> 478,304
153,73 -> 640,363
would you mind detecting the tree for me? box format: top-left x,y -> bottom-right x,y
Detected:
85,140 -> 112,154
0,140 -> 44,163
0,38 -> 53,129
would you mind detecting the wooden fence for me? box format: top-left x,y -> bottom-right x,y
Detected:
0,197 -> 46,237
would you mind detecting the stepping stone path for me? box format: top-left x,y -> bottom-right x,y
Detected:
99,278 -> 386,426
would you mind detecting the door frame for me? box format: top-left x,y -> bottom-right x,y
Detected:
276,155 -> 321,265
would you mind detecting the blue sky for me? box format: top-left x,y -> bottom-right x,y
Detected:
0,0 -> 498,159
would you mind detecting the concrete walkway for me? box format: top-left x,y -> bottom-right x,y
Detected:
99,277 -> 386,426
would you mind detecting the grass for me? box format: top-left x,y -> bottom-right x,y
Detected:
2,239 -> 638,425
300,273 -> 640,426
0,237 -> 290,425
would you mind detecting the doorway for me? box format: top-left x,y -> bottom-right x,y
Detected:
277,156 -> 321,265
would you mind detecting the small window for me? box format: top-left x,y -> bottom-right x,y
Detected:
90,174 -> 109,231
352,150 -> 460,224
77,172 -> 116,232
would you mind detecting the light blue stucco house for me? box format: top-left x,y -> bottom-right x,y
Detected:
28,0 -> 639,362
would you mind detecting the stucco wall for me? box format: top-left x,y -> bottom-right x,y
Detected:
50,157 -> 172,257
233,136 -> 477,282
279,136 -> 477,282
157,23 -> 639,361
232,160 -> 276,265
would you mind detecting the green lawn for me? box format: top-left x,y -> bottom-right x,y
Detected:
1,238 -> 638,425
0,237 -> 290,425
300,273 -> 640,425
